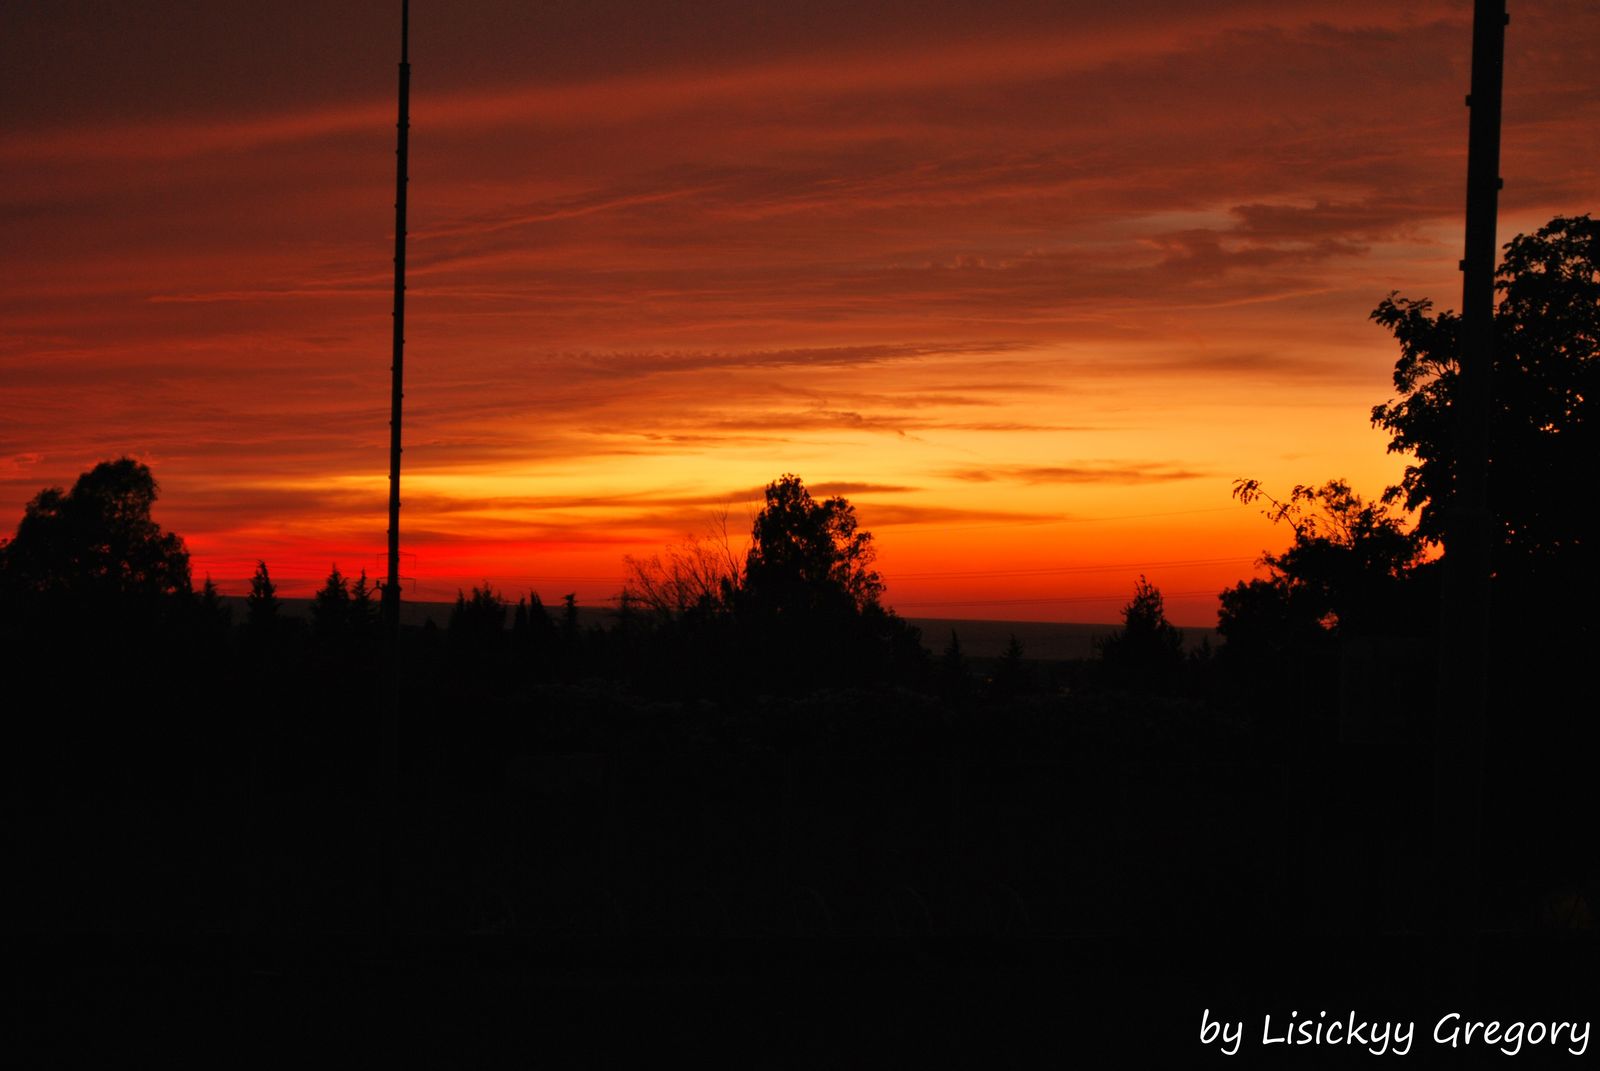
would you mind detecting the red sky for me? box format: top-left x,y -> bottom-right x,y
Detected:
2,1 -> 1596,624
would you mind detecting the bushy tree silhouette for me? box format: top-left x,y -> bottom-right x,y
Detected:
1221,479 -> 1427,645
0,457 -> 189,602
622,520 -> 742,621
1099,576 -> 1183,691
742,473 -> 883,618
1370,214 -> 1597,576
706,474 -> 922,691
512,591 -> 558,668
450,583 -> 508,653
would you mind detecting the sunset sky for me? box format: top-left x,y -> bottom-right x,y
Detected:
3,1 -> 1596,624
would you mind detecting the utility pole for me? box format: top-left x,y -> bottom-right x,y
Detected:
381,0 -> 411,937
1435,0 -> 1505,986
384,0 -> 410,635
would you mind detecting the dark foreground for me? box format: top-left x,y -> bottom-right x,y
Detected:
8,599 -> 1597,1064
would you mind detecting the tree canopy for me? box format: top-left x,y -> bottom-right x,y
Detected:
1219,215 -> 1598,650
742,473 -> 884,618
1099,575 -> 1184,690
1221,479 -> 1426,643
1370,214 -> 1598,573
0,457 -> 190,602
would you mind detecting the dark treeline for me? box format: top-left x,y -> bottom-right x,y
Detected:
3,218 -> 1595,958
2,464 -> 1252,940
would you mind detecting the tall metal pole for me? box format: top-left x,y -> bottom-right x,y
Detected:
1435,0 -> 1504,986
384,0 -> 410,634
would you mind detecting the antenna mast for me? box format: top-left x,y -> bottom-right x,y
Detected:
384,0 -> 410,633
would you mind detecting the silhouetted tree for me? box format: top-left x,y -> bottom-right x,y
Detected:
312,565 -> 352,639
450,583 -> 507,654
513,591 -> 557,671
187,574 -> 234,657
742,474 -> 883,618
1216,575 -> 1300,655
247,560 -> 279,630
1370,214 -> 1597,581
732,474 -> 923,691
198,575 -> 231,628
1099,576 -> 1183,691
1222,479 -> 1427,644
0,456 -> 189,603
622,518 -> 742,621
350,569 -> 378,644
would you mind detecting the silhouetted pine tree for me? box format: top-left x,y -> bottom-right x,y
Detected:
1099,575 -> 1183,692
449,584 -> 507,659
247,560 -> 279,631
312,565 -> 351,641
198,575 -> 231,629
349,568 -> 379,658
521,591 -> 558,677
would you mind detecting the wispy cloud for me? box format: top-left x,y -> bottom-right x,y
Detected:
945,464 -> 1211,485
